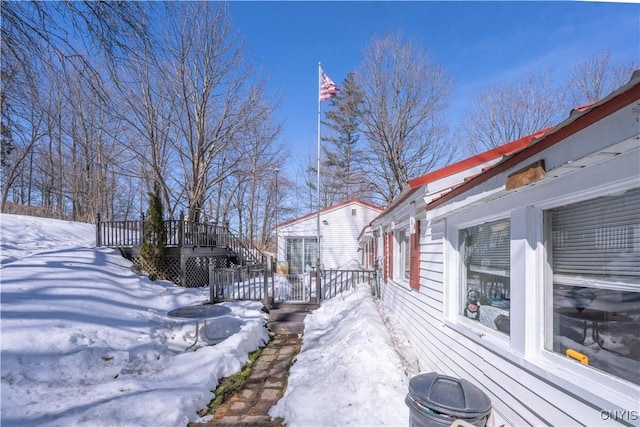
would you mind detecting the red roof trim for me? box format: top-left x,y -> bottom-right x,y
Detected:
427,81 -> 640,210
370,128 -> 553,223
369,187 -> 420,224
572,101 -> 597,112
276,198 -> 384,229
408,127 -> 553,189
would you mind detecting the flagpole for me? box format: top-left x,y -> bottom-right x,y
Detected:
316,62 -> 322,271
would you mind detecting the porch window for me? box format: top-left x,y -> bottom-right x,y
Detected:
546,187 -> 640,384
459,218 -> 511,335
396,228 -> 410,279
286,237 -> 318,275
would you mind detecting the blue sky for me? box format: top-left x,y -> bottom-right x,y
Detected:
226,1 -> 639,178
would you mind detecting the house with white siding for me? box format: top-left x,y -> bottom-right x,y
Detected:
276,198 -> 383,274
361,71 -> 640,426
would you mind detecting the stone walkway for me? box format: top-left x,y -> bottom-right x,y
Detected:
188,305 -> 316,427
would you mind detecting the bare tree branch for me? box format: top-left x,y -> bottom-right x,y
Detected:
355,30 -> 453,204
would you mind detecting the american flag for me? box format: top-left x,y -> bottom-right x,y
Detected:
319,68 -> 340,102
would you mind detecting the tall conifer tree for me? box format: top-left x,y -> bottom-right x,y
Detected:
140,184 -> 166,280
321,72 -> 371,205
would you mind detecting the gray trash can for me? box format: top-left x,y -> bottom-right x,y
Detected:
405,372 -> 492,427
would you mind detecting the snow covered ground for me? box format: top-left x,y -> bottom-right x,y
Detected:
1,213 -> 417,427
270,284 -> 415,425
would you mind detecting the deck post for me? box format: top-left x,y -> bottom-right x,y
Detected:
209,262 -> 216,303
178,211 -> 184,248
140,213 -> 145,246
96,213 -> 101,247
315,259 -> 322,303
179,212 -> 186,286
262,259 -> 271,310
180,250 -> 186,287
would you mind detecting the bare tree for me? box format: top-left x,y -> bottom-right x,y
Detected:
1,1 -> 149,80
2,0 -> 286,231
355,31 -> 453,205
108,33 -> 178,217
165,3 -> 276,223
235,119 -> 284,247
466,71 -> 562,154
31,59 -> 72,218
465,52 -> 637,156
297,152 -> 322,214
1,1 -> 149,218
0,54 -> 46,211
566,51 -> 639,107
62,60 -> 124,221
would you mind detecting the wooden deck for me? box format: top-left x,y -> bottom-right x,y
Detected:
96,213 -> 267,287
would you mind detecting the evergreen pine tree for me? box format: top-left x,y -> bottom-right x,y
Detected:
321,72 -> 372,205
140,185 -> 166,280
1,118 -> 14,169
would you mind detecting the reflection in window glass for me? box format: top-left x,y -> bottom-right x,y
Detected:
459,218 -> 511,335
286,238 -> 317,275
552,285 -> 640,384
548,188 -> 640,384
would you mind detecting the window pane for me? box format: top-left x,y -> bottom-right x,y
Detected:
286,239 -> 303,275
403,229 -> 410,278
551,188 -> 640,277
287,238 -> 318,274
460,218 -> 511,335
396,229 -> 410,279
548,188 -> 640,384
552,285 -> 640,385
303,238 -> 317,272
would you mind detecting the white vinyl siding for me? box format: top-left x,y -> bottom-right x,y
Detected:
382,213 -> 633,427
277,201 -> 382,270
376,98 -> 640,426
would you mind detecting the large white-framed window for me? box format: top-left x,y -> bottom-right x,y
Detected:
459,217 -> 511,335
545,187 -> 640,385
438,158 -> 640,414
395,227 -> 410,280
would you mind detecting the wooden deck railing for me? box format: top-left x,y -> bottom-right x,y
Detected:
96,213 -> 265,266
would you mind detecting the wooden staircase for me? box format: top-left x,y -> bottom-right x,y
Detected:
96,213 -> 267,286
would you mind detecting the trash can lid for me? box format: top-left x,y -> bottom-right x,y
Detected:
408,372 -> 492,418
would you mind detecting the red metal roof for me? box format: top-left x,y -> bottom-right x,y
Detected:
407,127 -> 554,189
361,72 -> 640,237
369,127 -> 555,222
427,75 -> 640,210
